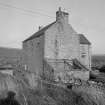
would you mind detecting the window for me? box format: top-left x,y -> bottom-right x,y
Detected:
81,54 -> 86,58
81,45 -> 86,58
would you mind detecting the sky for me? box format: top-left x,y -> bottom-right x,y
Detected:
0,0 -> 105,54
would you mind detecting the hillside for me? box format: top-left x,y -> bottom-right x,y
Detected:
0,47 -> 22,58
0,47 -> 23,67
92,55 -> 105,68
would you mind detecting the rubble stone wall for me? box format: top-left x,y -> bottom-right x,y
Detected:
23,35 -> 44,75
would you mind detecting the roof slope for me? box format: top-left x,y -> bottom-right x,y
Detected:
23,22 -> 91,45
23,21 -> 56,42
79,34 -> 91,45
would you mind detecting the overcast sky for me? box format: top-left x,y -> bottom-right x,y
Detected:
0,0 -> 105,54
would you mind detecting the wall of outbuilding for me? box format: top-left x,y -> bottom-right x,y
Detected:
80,44 -> 91,69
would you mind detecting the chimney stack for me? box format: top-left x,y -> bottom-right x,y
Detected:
56,7 -> 69,24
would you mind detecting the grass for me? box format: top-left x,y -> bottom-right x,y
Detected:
92,55 -> 105,69
16,81 -> 105,105
0,71 -> 105,105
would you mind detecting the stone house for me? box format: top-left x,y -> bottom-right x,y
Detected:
23,8 -> 91,80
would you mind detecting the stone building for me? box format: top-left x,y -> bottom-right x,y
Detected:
23,8 -> 91,80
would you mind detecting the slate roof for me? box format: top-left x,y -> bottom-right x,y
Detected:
23,22 -> 91,45
79,34 -> 91,45
23,21 -> 56,42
